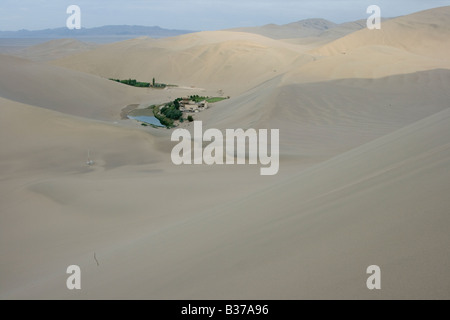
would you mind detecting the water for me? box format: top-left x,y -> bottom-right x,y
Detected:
128,115 -> 165,127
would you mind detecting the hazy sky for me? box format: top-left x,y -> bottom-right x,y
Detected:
0,0 -> 448,31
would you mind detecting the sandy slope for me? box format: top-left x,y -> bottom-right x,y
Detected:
196,69 -> 450,160
117,106 -> 449,300
51,31 -> 313,96
230,19 -> 337,39
0,97 -> 293,299
286,7 -> 450,82
11,39 -> 98,62
232,18 -> 367,42
0,54 -> 154,120
50,7 -> 450,96
1,6 -> 450,300
1,98 -> 448,299
312,6 -> 450,60
285,45 -> 450,83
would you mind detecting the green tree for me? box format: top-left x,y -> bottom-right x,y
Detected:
161,105 -> 182,120
174,98 -> 181,109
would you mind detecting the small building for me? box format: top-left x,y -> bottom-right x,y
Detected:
179,98 -> 209,113
183,104 -> 199,112
199,100 -> 208,109
180,98 -> 194,106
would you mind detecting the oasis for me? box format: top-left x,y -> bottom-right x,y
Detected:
171,121 -> 279,176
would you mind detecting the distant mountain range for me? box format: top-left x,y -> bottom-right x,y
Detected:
230,18 -> 367,39
0,25 -> 195,39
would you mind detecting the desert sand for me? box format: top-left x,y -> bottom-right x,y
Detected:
11,39 -> 99,62
1,6 -> 449,299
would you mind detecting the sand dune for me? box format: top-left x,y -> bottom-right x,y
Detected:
312,6 -> 450,60
1,97 -> 448,299
232,18 -> 367,42
50,7 -> 450,97
51,31 -> 313,96
0,54 -> 153,120
11,39 -> 98,62
0,96 -> 293,299
230,19 -> 337,39
318,19 -> 367,39
277,7 -> 450,82
0,97 -> 163,173
286,45 -> 450,83
1,6 -> 450,300
116,106 -> 449,300
193,69 -> 450,162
